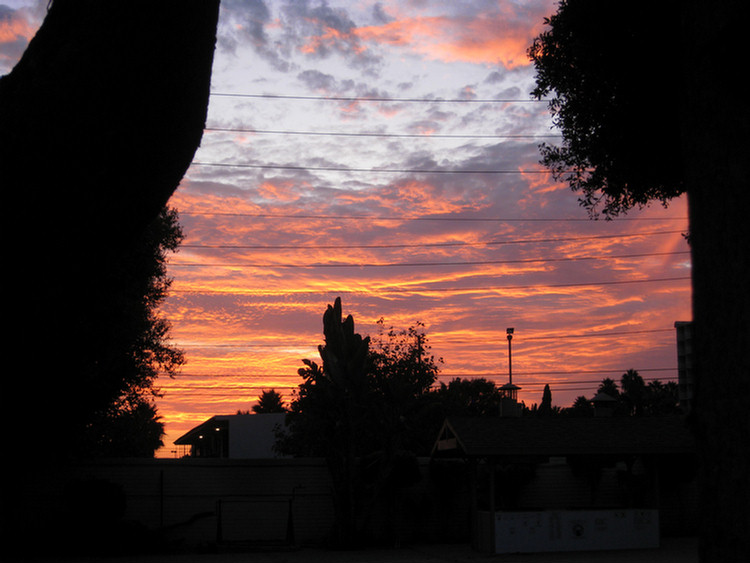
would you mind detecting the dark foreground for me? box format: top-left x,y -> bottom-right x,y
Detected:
15,537 -> 698,563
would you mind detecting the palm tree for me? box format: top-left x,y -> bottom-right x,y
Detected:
620,369 -> 646,416
596,378 -> 620,400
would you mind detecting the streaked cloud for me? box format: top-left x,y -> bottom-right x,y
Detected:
2,1 -> 692,456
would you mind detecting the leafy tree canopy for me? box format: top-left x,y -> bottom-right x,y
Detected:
528,0 -> 685,218
277,303 -> 442,459
430,377 -> 502,418
276,299 -> 440,545
75,206 -> 185,458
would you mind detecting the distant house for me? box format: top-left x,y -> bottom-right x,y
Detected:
432,414 -> 697,553
433,414 -> 695,460
174,413 -> 287,459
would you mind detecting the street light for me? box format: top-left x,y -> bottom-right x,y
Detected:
500,328 -> 520,412
506,328 -> 514,385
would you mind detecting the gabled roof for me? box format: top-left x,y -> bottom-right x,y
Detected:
174,415 -> 228,445
173,413 -> 286,445
433,415 -> 695,458
174,413 -> 288,459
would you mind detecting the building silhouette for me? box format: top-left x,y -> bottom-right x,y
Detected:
675,321 -> 694,412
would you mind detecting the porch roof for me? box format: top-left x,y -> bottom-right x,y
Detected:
433,415 -> 695,459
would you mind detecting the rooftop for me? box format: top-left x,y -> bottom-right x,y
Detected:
434,415 -> 695,458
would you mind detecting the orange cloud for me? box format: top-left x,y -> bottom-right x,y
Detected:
354,11 -> 544,68
257,180 -> 300,202
300,25 -> 367,56
159,171 -> 690,457
0,14 -> 34,44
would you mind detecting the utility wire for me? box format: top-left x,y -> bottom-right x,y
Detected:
168,250 -> 689,269
210,92 -> 548,103
159,375 -> 678,393
523,329 -> 676,341
176,211 -> 687,223
180,229 -> 686,251
171,276 -> 691,295
190,161 -> 553,174
173,328 -> 675,349
166,370 -> 677,380
204,126 -> 560,140
430,329 -> 676,345
438,368 -> 678,378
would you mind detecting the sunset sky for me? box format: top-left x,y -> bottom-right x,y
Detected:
3,1 -> 691,457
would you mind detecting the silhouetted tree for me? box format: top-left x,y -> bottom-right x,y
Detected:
2,0 -> 220,468
252,389 -> 286,413
430,377 -> 502,417
75,207 -> 185,457
78,400 -> 165,458
276,299 -> 439,545
275,299 -> 372,545
528,0 -> 684,219
522,384 -> 560,417
596,378 -> 620,401
566,395 -> 594,417
1,1 -> 221,553
371,319 -> 439,397
369,319 -> 442,454
620,369 -> 646,416
644,380 -> 680,416
529,2 -> 749,558
538,384 -> 553,416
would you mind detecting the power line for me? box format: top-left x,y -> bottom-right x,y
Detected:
176,211 -> 688,223
162,369 -> 677,380
164,370 -> 677,382
170,276 -> 691,296
433,329 -> 676,345
523,328 -> 676,341
166,370 -> 677,380
190,161 -> 553,174
159,374 -> 678,393
210,92 -> 549,103
171,327 -> 676,350
204,126 -> 560,140
180,229 -> 686,251
168,250 -> 689,269
437,368 -> 678,378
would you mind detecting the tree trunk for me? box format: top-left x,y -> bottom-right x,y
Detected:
1,0 -> 220,461
682,2 -> 750,561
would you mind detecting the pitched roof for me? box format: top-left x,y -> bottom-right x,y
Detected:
174,415 -> 226,445
434,415 -> 695,458
173,413 -> 286,445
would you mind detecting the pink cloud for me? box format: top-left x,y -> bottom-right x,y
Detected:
354,7 -> 550,68
0,13 -> 34,44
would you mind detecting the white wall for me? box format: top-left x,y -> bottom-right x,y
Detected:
228,413 -> 287,458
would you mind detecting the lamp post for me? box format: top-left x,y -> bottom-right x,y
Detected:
506,327 -> 514,385
500,327 -> 520,414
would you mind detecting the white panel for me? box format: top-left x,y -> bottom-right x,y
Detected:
494,509 -> 659,553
